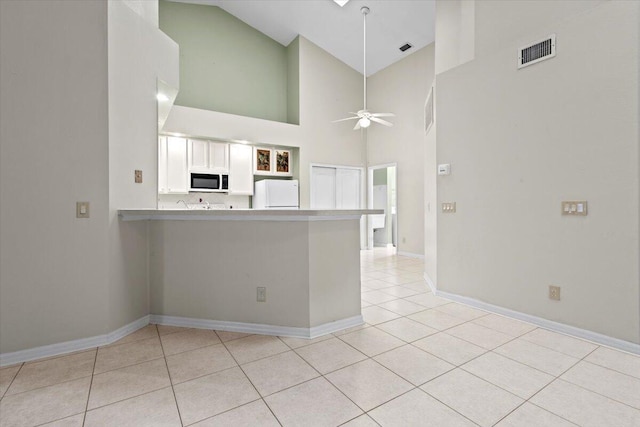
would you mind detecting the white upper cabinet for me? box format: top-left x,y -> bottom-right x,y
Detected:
228,144 -> 253,195
209,142 -> 229,171
189,139 -> 208,170
159,136 -> 188,194
188,139 -> 229,173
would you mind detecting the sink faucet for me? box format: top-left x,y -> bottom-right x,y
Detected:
198,198 -> 210,209
177,200 -> 189,209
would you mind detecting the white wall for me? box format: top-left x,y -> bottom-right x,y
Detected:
164,36 -> 365,209
367,45 -> 436,257
474,0 -> 606,59
122,0 -> 159,27
0,0 -> 180,354
0,0 -> 110,353
435,0 -> 640,344
107,0 -> 179,331
434,0 -> 474,75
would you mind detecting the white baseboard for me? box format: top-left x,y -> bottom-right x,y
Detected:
397,251 -> 425,259
423,272 -> 437,294
0,316 -> 150,367
435,290 -> 640,355
149,314 -> 364,339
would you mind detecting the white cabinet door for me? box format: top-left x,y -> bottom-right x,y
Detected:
166,137 -> 188,194
158,136 -> 168,193
188,139 -> 208,171
228,144 -> 253,195
189,140 -> 229,173
310,166 -> 337,209
336,168 -> 361,209
209,142 -> 229,171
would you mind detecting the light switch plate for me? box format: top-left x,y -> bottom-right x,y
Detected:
135,170 -> 143,183
438,164 -> 451,175
442,202 -> 456,213
562,201 -> 587,216
76,202 -> 90,219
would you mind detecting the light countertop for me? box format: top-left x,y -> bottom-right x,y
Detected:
119,209 -> 384,221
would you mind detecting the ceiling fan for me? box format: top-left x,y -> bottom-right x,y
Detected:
334,6 -> 394,130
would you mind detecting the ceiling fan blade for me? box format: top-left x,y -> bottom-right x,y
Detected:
371,112 -> 395,118
332,116 -> 360,123
370,117 -> 393,127
353,121 -> 361,130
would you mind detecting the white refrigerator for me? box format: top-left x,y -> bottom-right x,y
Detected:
253,179 -> 299,209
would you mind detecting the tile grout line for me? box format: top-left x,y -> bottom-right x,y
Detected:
326,315 -> 483,425
0,362 -> 24,400
577,358 -> 640,381
284,327 -> 417,420
81,346 -> 99,426
407,315 -> 528,425
582,357 -> 640,380
156,324 -> 186,427
487,337 -> 583,378
275,338 -> 379,421
2,371 -> 96,399
367,302 -> 530,426
92,336 -> 164,375
215,331 -> 284,427
490,345 -> 601,426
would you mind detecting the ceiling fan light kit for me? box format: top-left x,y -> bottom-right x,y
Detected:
333,5 -> 394,130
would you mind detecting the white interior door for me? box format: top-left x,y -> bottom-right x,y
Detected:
311,166 -> 336,209
336,169 -> 360,209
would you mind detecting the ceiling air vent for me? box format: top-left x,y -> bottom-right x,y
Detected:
518,34 -> 556,69
399,43 -> 413,52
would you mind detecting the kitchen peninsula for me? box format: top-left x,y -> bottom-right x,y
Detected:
119,209 -> 382,337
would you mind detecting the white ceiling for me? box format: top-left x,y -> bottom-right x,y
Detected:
167,0 -> 436,76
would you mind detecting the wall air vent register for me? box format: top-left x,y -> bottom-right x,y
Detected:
518,34 -> 556,69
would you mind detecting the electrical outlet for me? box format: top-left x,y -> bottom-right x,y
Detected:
76,202 -> 90,219
257,287 -> 266,302
135,170 -> 143,183
549,285 -> 561,301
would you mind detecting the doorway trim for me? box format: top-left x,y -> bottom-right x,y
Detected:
367,163 -> 397,250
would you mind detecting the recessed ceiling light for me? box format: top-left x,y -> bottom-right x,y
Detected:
333,0 -> 350,7
156,93 -> 169,102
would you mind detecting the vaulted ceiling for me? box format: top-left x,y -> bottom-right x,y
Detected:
168,0 -> 436,76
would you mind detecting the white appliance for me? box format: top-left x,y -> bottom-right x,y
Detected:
254,179 -> 299,209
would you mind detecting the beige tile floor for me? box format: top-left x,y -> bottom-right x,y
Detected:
1,248 -> 639,426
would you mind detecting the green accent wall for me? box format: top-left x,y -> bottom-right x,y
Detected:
159,1 -> 293,123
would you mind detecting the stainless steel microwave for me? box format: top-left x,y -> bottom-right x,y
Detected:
189,173 -> 228,192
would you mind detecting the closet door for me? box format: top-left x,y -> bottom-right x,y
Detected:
310,166 -> 336,209
336,168 -> 360,209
